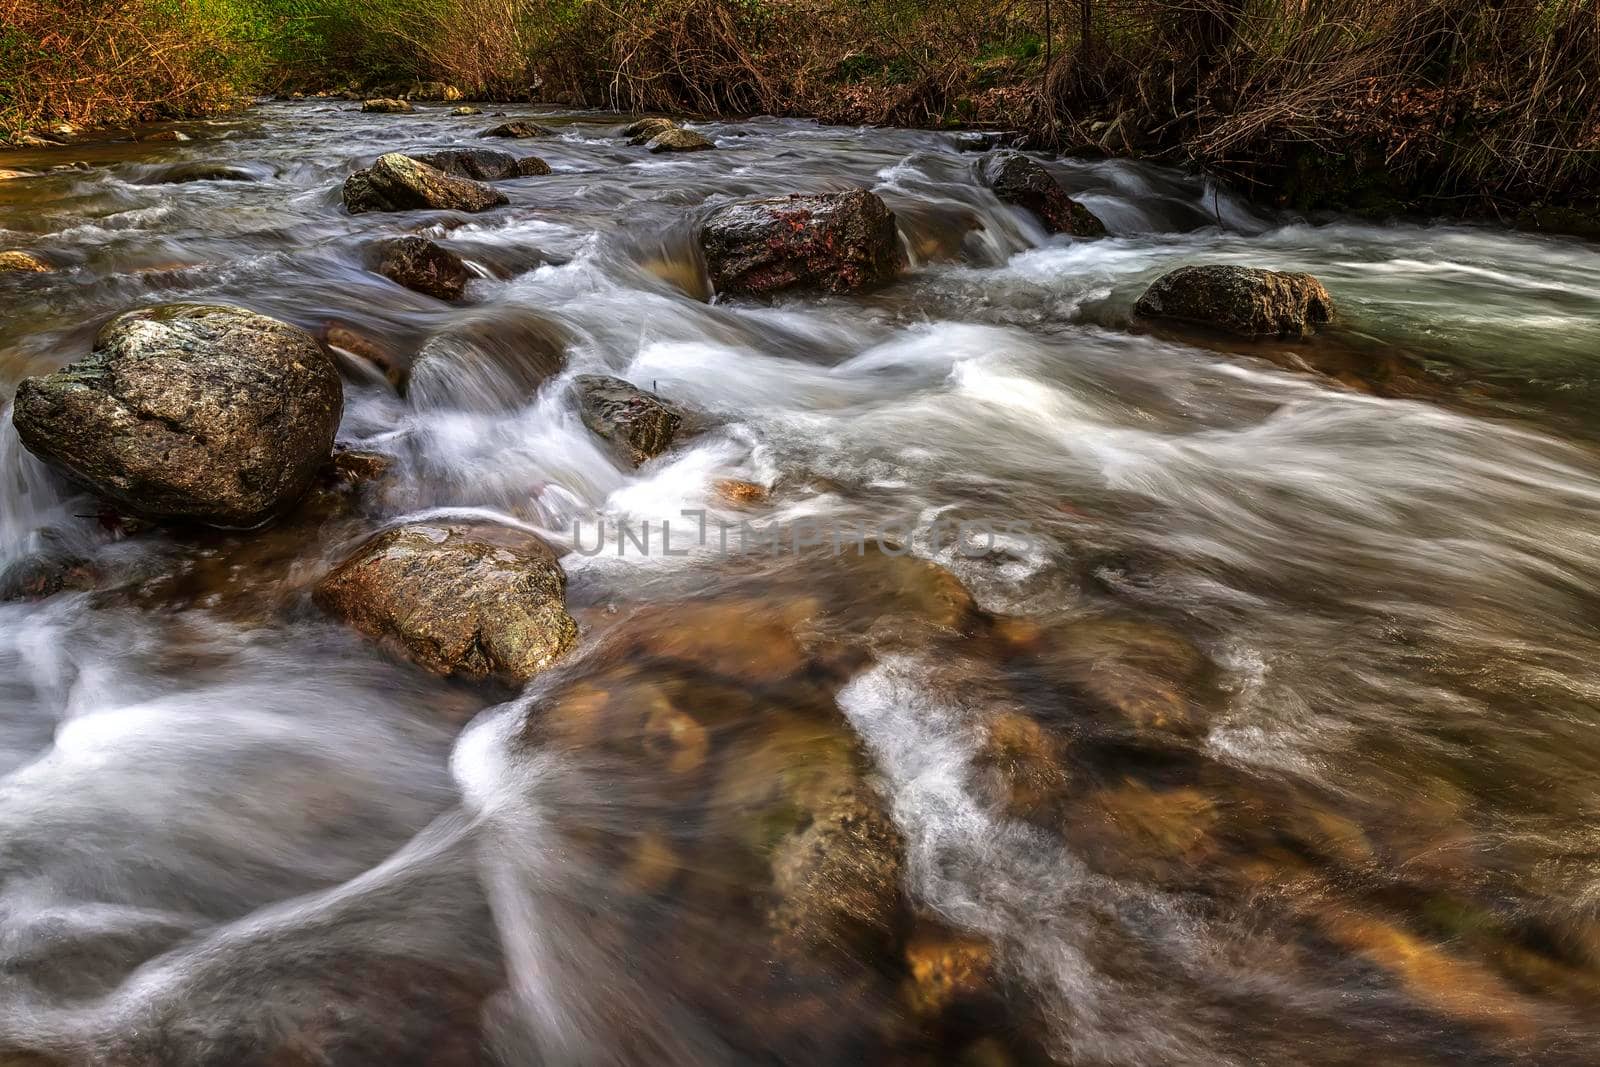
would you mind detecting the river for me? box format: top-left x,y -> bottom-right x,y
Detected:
2,101 -> 1600,1066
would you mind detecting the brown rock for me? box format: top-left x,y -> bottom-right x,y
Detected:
342,152 -> 508,214
1135,264 -> 1335,338
12,304 -> 342,527
407,147 -> 547,180
361,98 -> 413,113
572,375 -> 682,466
646,128 -> 714,153
971,709 -> 1070,822
478,120 -> 554,139
903,927 -> 996,1017
713,478 -> 768,507
621,117 -> 679,145
0,250 -> 51,273
374,236 -> 469,301
979,150 -> 1105,237
700,189 -> 905,297
315,521 -> 578,682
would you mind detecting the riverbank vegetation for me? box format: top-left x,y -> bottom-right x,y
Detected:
3,0 -> 1597,218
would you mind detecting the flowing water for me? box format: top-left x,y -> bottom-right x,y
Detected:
3,102 -> 1600,1065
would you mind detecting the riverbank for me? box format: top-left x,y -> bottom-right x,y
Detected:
5,0 -> 1598,228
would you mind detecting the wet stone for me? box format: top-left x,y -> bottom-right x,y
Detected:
374,235 -> 470,301
700,189 -> 905,297
478,120 -> 554,139
1135,264 -> 1335,338
342,152 -> 508,214
314,521 -> 578,683
979,150 -> 1105,237
572,374 -> 683,466
12,303 -> 343,527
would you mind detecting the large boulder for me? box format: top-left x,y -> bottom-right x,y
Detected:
408,147 -> 548,180
478,120 -> 553,139
12,304 -> 342,527
979,150 -> 1105,237
342,152 -> 507,214
1134,264 -> 1335,338
361,98 -> 413,113
315,521 -> 578,682
646,128 -> 713,153
373,236 -> 469,301
0,250 -> 51,273
572,375 -> 682,466
700,190 -> 905,297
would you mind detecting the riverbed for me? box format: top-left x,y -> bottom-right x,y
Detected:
3,101 -> 1600,1065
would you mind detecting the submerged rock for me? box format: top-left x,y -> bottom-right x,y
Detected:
478,120 -> 554,139
342,152 -> 508,214
12,304 -> 342,527
700,189 -> 905,297
408,147 -> 548,180
142,129 -> 189,142
621,117 -> 679,145
409,310 -> 568,407
711,714 -> 905,960
646,128 -> 714,153
903,926 -> 997,1018
979,150 -> 1105,237
0,550 -> 97,601
373,235 -> 469,301
361,98 -> 413,113
572,374 -> 682,466
713,478 -> 768,507
151,162 -> 262,184
0,250 -> 51,273
1134,264 -> 1335,338
315,521 -> 578,682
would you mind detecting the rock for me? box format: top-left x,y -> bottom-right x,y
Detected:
903,926 -> 997,1017
12,304 -> 342,527
314,521 -> 578,682
713,478 -> 768,507
321,322 -> 404,387
342,152 -> 508,214
151,162 -> 261,184
711,714 -> 905,960
1019,616 -> 1212,735
646,128 -> 714,153
572,375 -> 682,466
451,106 -> 481,116
373,235 -> 469,301
408,81 -> 462,101
621,117 -> 679,145
0,550 -> 97,601
407,148 -> 547,180
142,129 -> 189,142
970,708 -> 1070,823
409,310 -> 568,407
361,98 -> 414,113
0,251 -> 52,273
700,190 -> 905,297
478,120 -> 553,139
0,168 -> 33,180
610,600 -> 814,685
1134,264 -> 1335,338
979,150 -> 1104,237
